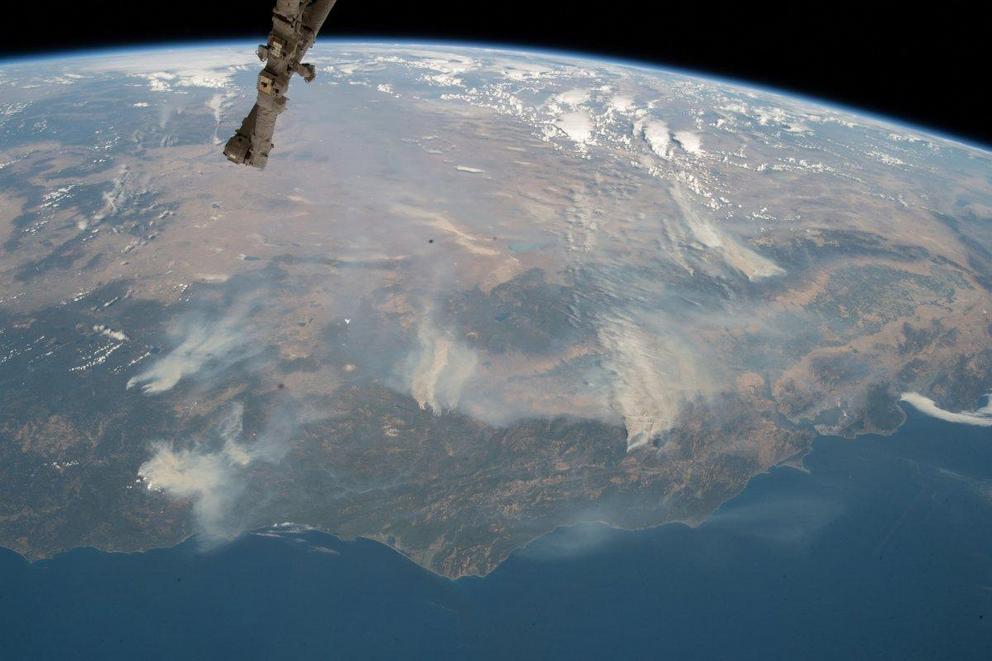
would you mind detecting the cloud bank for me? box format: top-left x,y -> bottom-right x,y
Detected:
899,392 -> 992,427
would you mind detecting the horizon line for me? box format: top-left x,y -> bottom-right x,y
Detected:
0,37 -> 989,153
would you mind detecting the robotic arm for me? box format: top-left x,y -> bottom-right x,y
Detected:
223,0 -> 339,168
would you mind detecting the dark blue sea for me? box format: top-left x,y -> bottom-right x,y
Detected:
2,408 -> 990,660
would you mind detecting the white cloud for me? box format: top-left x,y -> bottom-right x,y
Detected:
900,392 -> 992,427
674,130 -> 703,155
77,48 -> 256,93
555,110 -> 595,147
641,119 -> 671,158
608,95 -> 635,113
496,60 -> 556,81
94,324 -> 129,342
555,89 -> 591,106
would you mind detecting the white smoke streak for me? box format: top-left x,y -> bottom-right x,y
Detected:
408,319 -> 478,413
127,307 -> 255,395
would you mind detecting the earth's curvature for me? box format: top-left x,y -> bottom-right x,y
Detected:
1,42 -> 991,578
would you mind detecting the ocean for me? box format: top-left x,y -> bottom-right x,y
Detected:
2,408 -> 990,659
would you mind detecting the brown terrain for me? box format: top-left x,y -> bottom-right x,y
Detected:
1,45 -> 991,576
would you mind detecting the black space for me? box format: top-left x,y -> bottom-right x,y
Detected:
2,1 -> 989,146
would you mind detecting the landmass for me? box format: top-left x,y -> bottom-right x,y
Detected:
1,45 -> 991,577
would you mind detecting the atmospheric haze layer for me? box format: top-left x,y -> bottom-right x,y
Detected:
0,43 -> 990,577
